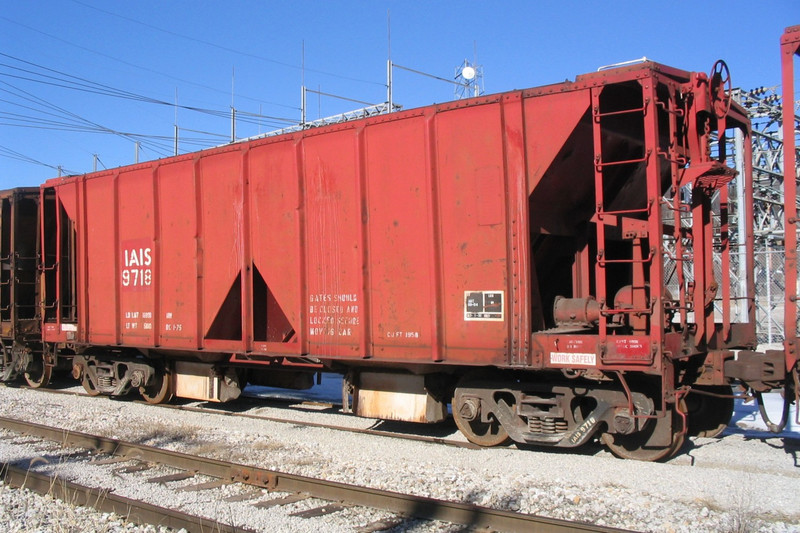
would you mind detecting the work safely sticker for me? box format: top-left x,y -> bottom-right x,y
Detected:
550,352 -> 597,366
464,291 -> 504,321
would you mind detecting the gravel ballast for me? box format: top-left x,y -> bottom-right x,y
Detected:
0,480 -> 176,533
0,383 -> 797,532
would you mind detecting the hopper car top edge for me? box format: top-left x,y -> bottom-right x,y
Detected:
43,61 -> 704,185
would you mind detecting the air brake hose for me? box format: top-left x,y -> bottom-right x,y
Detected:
755,369 -> 796,433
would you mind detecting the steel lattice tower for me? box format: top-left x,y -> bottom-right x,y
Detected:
734,87 -> 800,241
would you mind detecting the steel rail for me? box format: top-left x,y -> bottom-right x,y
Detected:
163,400 -> 484,450
0,461 -> 253,533
14,384 -> 800,447
14,384 -> 484,450
0,415 -> 629,533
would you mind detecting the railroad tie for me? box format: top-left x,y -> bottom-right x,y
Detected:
175,479 -> 232,492
290,503 -> 347,518
253,492 -> 310,509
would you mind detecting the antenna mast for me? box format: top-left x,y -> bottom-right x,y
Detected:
454,42 -> 484,99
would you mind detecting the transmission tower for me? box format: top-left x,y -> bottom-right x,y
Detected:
730,87 -> 800,343
733,87 -> 800,241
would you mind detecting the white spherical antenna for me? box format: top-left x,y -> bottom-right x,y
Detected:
461,66 -> 476,80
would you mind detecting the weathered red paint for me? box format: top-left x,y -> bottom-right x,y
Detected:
38,61 -> 761,382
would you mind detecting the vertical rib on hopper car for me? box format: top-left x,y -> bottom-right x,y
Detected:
13,56 -> 795,461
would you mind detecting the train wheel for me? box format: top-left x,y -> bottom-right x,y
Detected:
81,371 -> 101,396
601,399 -> 686,461
452,390 -> 511,447
24,353 -> 52,389
139,366 -> 173,405
686,385 -> 734,438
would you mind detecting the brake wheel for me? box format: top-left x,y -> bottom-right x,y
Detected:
709,60 -> 732,119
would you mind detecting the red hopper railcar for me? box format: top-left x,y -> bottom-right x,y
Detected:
35,58 -> 795,460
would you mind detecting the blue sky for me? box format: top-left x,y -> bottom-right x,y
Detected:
1,1 -> 797,187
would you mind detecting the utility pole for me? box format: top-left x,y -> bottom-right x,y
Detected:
231,66 -> 236,143
387,10 -> 393,111
231,107 -> 236,143
301,41 -> 306,127
174,88 -> 179,156
387,59 -> 393,111
301,86 -> 307,127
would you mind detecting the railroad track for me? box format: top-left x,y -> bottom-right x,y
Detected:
167,393 -> 486,450
0,415 -> 630,533
0,461 -> 244,533
6,383 -> 800,454
14,383 -> 486,451
12,383 -> 800,456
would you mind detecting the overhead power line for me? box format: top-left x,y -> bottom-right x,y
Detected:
0,78 -> 171,151
0,50 -> 304,171
0,144 -> 76,174
0,52 -> 298,125
0,15 -> 300,111
67,0 -> 384,88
